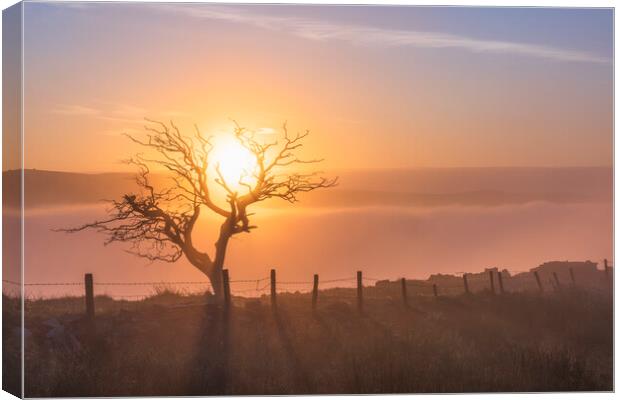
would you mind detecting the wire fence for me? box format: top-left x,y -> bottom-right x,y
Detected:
3,275 -> 331,300
1,275 -> 405,300
2,261 -> 613,302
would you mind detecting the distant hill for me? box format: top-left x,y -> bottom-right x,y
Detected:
335,166 -> 612,195
3,169 -> 139,209
3,167 -> 612,210
376,260 -> 610,295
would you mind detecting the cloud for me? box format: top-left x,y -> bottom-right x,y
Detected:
51,104 -> 100,116
159,5 -> 609,64
50,103 -> 149,136
51,102 -> 151,124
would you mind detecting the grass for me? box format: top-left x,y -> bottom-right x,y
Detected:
3,287 -> 613,396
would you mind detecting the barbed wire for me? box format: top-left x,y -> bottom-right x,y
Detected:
95,281 -> 211,286
4,265 -> 612,301
321,277 -> 356,283
230,277 -> 269,284
0,273 -> 547,290
3,280 -> 83,286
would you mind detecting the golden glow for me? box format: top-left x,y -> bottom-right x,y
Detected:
210,135 -> 258,192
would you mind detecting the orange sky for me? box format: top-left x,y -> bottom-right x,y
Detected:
12,4 -> 612,173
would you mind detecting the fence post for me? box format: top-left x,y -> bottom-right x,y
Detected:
84,273 -> 94,319
497,271 -> 505,294
569,267 -> 576,287
270,269 -> 277,309
401,278 -> 408,307
553,272 -> 561,290
604,259 -> 610,280
463,274 -> 470,295
357,271 -> 363,313
489,270 -> 495,294
432,284 -> 438,297
222,269 -> 231,310
533,271 -> 543,292
312,274 -> 319,311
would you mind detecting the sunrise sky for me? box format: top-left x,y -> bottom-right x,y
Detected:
2,3 -> 613,295
18,3 -> 613,173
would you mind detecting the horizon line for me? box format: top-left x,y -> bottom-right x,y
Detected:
4,165 -> 613,175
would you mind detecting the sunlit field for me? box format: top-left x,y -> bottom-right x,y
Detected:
6,287 -> 612,396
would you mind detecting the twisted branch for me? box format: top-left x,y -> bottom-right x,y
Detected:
60,118 -> 337,276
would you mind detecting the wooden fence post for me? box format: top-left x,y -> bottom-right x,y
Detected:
222,269 -> 231,309
604,259 -> 610,280
533,271 -> 543,292
497,271 -> 505,294
357,271 -> 363,313
463,274 -> 470,295
489,270 -> 495,294
312,274 -> 319,311
270,269 -> 277,309
84,273 -> 94,319
401,278 -> 408,306
432,284 -> 438,297
569,267 -> 576,287
553,272 -> 561,290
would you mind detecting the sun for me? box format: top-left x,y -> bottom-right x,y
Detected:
210,135 -> 258,192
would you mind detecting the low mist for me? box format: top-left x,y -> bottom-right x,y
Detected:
16,200 -> 612,298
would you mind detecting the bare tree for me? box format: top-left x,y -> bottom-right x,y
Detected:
62,120 -> 337,300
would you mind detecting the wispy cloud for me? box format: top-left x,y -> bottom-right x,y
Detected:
51,104 -> 100,116
158,5 -> 609,64
51,103 -> 149,136
51,102 -> 147,123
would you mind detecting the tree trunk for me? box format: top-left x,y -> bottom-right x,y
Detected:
183,220 -> 233,303
208,267 -> 223,301
208,220 -> 233,303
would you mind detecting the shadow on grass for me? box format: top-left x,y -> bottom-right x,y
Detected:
272,307 -> 313,393
185,305 -> 231,395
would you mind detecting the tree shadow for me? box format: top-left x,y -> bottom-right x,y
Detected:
312,312 -> 344,352
185,305 -> 231,395
272,307 -> 313,393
